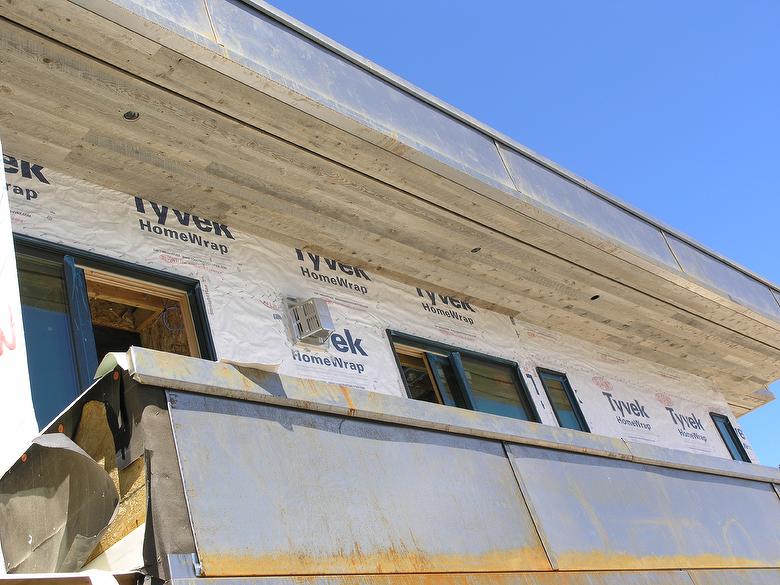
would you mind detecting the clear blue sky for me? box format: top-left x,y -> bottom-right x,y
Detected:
269,0 -> 780,466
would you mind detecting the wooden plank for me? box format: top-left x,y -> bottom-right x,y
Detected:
86,281 -> 166,312
89,298 -> 147,332
5,0 -> 779,349
73,400 -> 119,494
76,5 -> 780,339
1,126 -> 768,378
134,307 -> 161,331
5,126 -> 773,394
0,18 -> 778,402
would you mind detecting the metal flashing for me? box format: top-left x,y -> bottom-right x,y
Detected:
6,0 -> 776,333
127,348 -> 780,485
240,0 -> 780,295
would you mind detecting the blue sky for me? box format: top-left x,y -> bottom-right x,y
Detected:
269,1 -> 780,466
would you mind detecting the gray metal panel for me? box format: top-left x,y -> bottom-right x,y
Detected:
203,0 -> 513,188
166,390 -> 551,576
666,234 -> 780,320
507,444 -> 780,570
106,0 -> 220,49
689,569 -> 780,585
498,145 -> 680,269
171,571 -> 696,585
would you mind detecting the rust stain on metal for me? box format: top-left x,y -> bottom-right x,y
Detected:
199,544 -> 552,576
339,386 -> 357,416
554,550 -> 780,571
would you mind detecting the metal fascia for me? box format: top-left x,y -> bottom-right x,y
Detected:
235,0 -> 780,294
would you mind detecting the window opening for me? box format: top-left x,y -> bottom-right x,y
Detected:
711,413 -> 750,462
15,237 -> 213,428
460,354 -> 536,421
83,268 -> 200,360
389,332 -> 538,423
537,369 -> 590,432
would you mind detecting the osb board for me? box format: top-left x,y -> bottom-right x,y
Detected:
139,305 -> 192,357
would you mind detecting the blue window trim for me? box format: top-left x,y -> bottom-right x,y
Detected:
536,368 -> 590,433
14,234 -> 218,378
710,412 -> 751,463
386,329 -> 540,423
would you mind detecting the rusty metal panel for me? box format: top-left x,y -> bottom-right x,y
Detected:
507,444 -> 780,571
688,569 -> 780,585
166,390 -> 550,576
170,571 -> 695,585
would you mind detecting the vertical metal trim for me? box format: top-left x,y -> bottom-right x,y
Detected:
188,283 -> 217,361
202,0 -> 226,53
63,255 -> 98,390
450,351 -> 475,410
502,441 -> 557,570
165,390 -> 205,576
773,483 -> 780,502
495,140 -> 522,192
660,230 -> 686,274
682,569 -> 702,585
771,288 -> 780,312
427,354 -> 458,407
514,367 -> 542,423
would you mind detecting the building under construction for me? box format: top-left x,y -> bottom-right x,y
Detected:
0,2 -> 779,584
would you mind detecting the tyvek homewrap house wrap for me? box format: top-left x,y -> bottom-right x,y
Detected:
3,158 -> 760,461
0,0 -> 779,583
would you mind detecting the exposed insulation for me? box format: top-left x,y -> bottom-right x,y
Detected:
72,401 -> 146,564
87,456 -> 146,563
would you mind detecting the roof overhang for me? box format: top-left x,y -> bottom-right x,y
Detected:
0,0 -> 778,412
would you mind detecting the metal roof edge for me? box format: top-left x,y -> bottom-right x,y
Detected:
243,0 -> 780,294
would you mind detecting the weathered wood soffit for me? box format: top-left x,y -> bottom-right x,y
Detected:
0,0 -> 778,411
